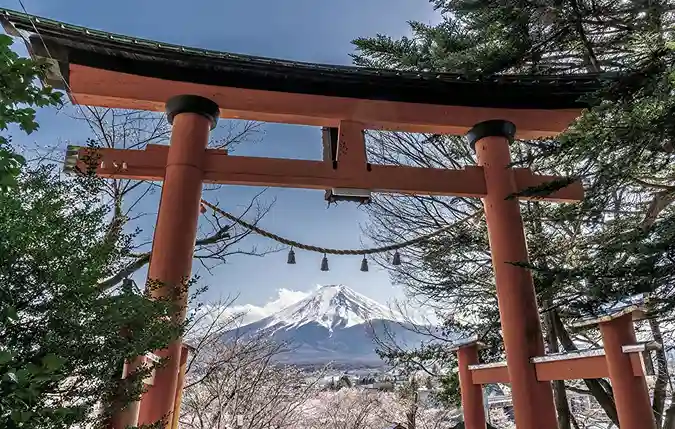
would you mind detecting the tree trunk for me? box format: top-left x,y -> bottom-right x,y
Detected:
552,311 -> 620,427
649,316 -> 668,428
664,402 -> 675,429
544,304 -> 571,429
406,391 -> 417,429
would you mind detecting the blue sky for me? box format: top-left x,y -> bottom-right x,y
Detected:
2,0 -> 440,314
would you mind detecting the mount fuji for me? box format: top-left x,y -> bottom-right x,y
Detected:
226,285 -> 431,365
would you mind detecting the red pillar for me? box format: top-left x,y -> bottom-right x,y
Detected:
170,345 -> 191,429
108,356 -> 144,429
137,95 -> 219,428
467,120 -> 557,429
456,344 -> 486,429
600,313 -> 656,429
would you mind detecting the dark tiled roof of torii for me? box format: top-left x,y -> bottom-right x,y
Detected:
1,8 -> 611,109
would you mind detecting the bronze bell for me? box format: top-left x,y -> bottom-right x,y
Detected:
392,250 -> 401,266
287,248 -> 296,264
121,278 -> 134,294
321,254 -> 329,271
360,256 -> 369,272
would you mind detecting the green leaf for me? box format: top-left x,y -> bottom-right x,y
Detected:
24,363 -> 40,376
5,306 -> 18,321
41,354 -> 65,371
11,409 -> 33,423
5,371 -> 18,383
0,351 -> 12,366
0,34 -> 12,48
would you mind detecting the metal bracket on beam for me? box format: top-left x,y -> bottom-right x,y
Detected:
324,188 -> 371,205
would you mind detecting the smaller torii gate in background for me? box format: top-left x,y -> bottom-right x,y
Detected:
452,304 -> 659,429
0,8 -> 657,429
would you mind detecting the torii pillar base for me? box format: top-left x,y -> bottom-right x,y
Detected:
467,120 -> 557,429
136,95 -> 220,428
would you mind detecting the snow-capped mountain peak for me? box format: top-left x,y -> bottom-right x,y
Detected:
222,284 -> 435,364
261,284 -> 401,332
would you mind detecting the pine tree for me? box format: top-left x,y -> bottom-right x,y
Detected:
353,1 -> 675,427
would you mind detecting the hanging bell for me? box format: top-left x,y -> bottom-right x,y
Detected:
392,250 -> 401,266
321,254 -> 329,271
287,247 -> 296,264
121,278 -> 134,294
360,256 -> 369,272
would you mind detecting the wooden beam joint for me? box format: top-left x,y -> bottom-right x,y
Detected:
336,120 -> 368,174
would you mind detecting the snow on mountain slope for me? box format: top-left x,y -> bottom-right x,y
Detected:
224,285 -> 433,364
260,284 -> 403,332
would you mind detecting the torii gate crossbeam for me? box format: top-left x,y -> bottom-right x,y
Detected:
69,122 -> 582,202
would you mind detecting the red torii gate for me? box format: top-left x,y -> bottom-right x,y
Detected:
453,304 -> 658,429
71,101 -> 579,429
1,8 -> 654,429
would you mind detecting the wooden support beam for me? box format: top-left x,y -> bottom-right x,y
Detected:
68,146 -> 584,201
67,144 -> 228,182
531,346 -> 654,381
336,120 -> 368,174
467,345 -> 655,385
533,351 -> 609,381
68,65 -> 583,140
513,169 -> 584,203
469,362 -> 510,384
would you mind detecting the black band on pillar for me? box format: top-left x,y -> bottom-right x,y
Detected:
166,95 -> 220,130
466,119 -> 516,152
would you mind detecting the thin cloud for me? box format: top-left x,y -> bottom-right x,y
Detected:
224,288 -> 310,324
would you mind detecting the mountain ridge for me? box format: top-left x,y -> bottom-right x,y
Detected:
253,284 -> 405,334
226,284 -> 432,364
